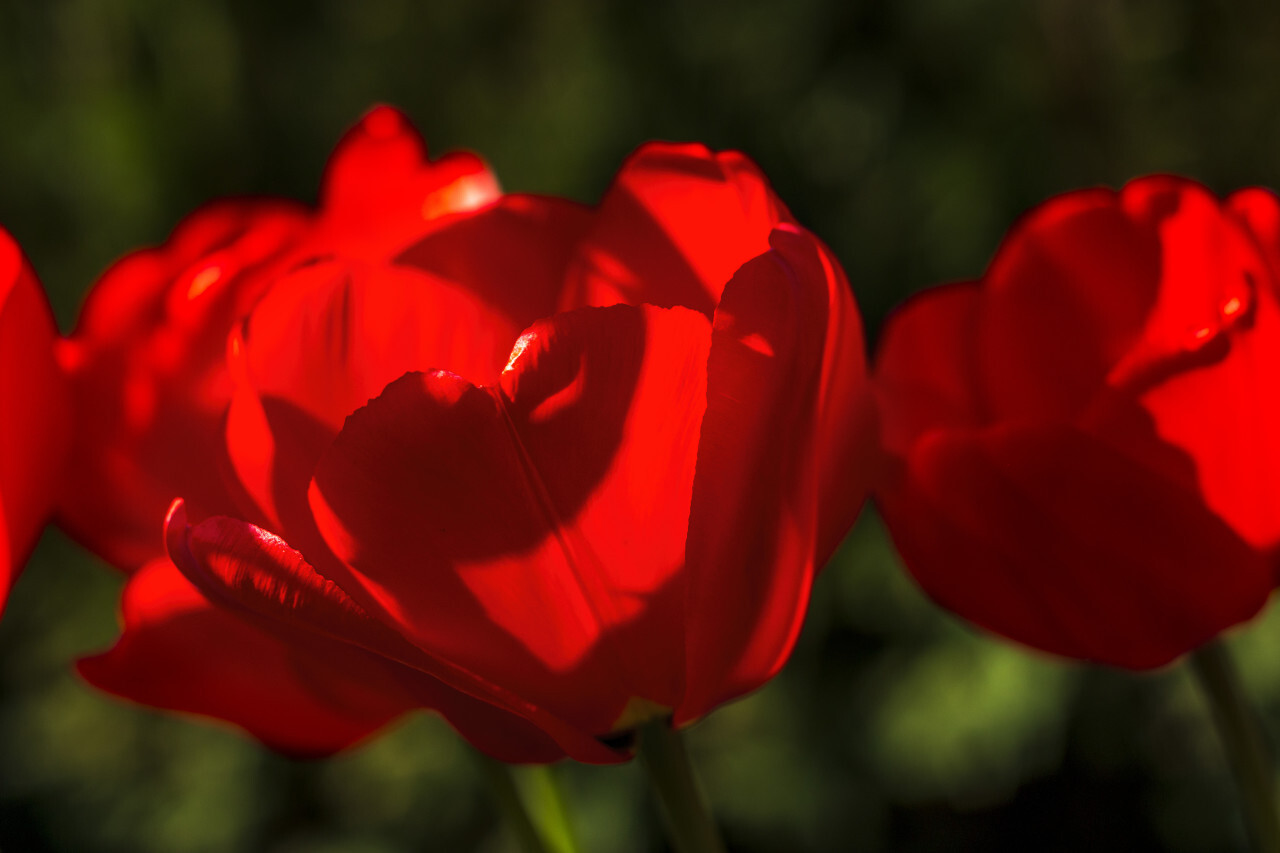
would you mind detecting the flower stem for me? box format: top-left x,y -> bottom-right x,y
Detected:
1189,640 -> 1280,853
476,752 -> 555,853
636,720 -> 727,853
517,764 -> 581,853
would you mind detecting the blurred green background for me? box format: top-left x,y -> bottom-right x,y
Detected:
2,0 -> 1280,850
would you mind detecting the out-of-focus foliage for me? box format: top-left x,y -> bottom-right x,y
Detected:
1,1 -> 1278,850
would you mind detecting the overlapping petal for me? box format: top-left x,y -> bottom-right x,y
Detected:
225,258 -> 518,539
560,143 -> 793,315
79,557 -> 416,757
679,226 -> 865,720
57,200 -> 310,568
308,304 -> 711,735
60,109 -> 502,572
396,195 -> 593,327
164,501 -> 615,763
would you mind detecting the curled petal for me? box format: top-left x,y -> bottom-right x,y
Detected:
79,558 -> 415,757
164,501 -> 616,763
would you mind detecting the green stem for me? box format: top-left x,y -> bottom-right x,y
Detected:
1189,640 -> 1280,853
517,764 -> 582,853
637,720 -> 727,853
476,753 -> 555,853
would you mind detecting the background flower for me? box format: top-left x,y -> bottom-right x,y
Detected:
874,176 -> 1280,668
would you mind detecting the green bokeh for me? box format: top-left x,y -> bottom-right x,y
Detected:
2,1 -> 1279,850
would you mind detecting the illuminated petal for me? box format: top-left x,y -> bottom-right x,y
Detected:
316,105 -> 500,260
560,143 -> 792,314
679,226 -> 871,721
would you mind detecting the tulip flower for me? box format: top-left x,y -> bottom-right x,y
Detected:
0,228 -> 69,612
873,176 -> 1280,668
67,107 -> 876,767
873,175 -> 1280,853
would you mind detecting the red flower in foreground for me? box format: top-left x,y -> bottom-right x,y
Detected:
68,108 -> 876,761
874,177 -> 1280,668
0,229 -> 68,612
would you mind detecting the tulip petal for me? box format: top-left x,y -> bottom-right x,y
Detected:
163,501 -> 616,763
78,558 -> 415,757
880,423 -> 1272,668
1109,187 -> 1280,552
309,304 -> 712,735
395,194 -> 594,330
226,258 -> 518,539
805,235 -> 877,565
1069,186 -> 1280,551
1231,187 -> 1280,275
560,143 -> 793,315
679,225 -> 855,722
58,201 -> 309,569
874,281 -> 986,458
316,105 -> 500,260
979,178 -> 1271,427
976,187 -> 1159,422
1,230 -> 69,602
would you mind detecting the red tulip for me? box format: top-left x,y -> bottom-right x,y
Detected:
874,176 -> 1280,668
0,228 -> 69,612
70,108 -> 876,760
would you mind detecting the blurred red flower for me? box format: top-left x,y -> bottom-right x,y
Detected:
874,176 -> 1280,668
0,229 -> 68,611
67,107 -> 876,761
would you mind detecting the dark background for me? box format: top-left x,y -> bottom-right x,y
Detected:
2,1 -> 1279,850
